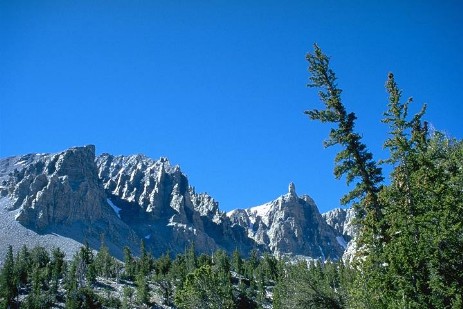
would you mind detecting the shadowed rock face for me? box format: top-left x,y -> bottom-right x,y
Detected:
227,183 -> 345,260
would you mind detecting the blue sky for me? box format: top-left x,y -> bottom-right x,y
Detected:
1,1 -> 462,213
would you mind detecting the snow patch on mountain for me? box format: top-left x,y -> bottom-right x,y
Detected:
107,198 -> 122,218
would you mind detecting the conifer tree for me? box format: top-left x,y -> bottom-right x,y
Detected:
50,247 -> 66,296
305,44 -> 385,251
95,241 -> 113,279
123,246 -> 136,280
0,245 -> 17,307
306,44 -> 463,308
15,245 -> 30,289
175,264 -> 234,309
232,249 -> 243,276
122,286 -> 134,309
135,271 -> 149,305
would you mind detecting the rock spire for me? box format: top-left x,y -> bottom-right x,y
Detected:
288,182 -> 296,196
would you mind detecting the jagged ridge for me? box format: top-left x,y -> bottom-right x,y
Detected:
227,183 -> 345,260
0,145 -> 351,261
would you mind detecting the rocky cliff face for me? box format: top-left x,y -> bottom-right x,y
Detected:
0,145 -> 350,261
95,153 -> 255,256
322,207 -> 357,261
322,208 -> 356,240
0,146 -> 140,259
227,183 -> 345,260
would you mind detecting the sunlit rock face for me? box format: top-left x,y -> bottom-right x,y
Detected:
95,153 -> 255,256
1,146 -> 350,261
5,145 -> 112,228
322,207 -> 357,261
228,183 -> 345,260
0,146 -> 139,259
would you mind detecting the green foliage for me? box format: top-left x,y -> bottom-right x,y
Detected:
15,245 -> 30,288
175,264 -> 234,309
305,44 -> 386,254
0,245 -> 17,308
306,44 -> 463,308
169,253 -> 188,289
123,246 -> 136,280
232,249 -> 243,275
137,239 -> 153,276
94,242 -> 114,279
185,242 -> 198,273
274,260 -> 350,309
65,286 -> 101,309
122,286 -> 134,309
154,251 -> 171,278
135,272 -> 149,305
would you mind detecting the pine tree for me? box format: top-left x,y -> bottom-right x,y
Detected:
185,242 -> 197,274
94,242 -> 113,279
15,245 -> 30,289
305,44 -> 385,251
174,264 -> 234,309
232,249 -> 243,276
135,271 -> 149,305
273,260 -> 347,309
138,239 -> 152,276
0,245 -> 17,308
50,247 -> 66,297
306,44 -> 463,308
122,286 -> 134,309
123,246 -> 136,280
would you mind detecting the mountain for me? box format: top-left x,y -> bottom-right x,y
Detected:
322,207 -> 357,261
0,145 -> 349,262
95,152 -> 255,256
0,145 -> 140,260
227,182 -> 345,260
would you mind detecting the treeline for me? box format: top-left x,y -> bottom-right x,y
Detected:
0,241 -> 354,308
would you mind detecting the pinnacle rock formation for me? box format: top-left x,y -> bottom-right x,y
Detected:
227,183 -> 345,260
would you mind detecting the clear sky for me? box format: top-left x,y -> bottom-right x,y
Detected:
1,1 -> 462,213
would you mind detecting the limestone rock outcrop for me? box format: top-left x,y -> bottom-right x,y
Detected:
0,145 -> 349,261
95,153 -> 255,256
322,207 -> 357,260
322,207 -> 356,240
227,183 -> 344,260
0,146 -> 140,259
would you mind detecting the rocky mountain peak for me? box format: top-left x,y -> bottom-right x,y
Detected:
0,146 -> 140,260
4,145 -> 111,228
227,185 -> 345,260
